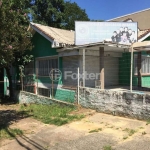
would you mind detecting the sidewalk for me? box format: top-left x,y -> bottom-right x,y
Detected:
1,112 -> 150,150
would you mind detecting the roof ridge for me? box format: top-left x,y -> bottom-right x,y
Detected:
31,22 -> 75,32
31,22 -> 74,43
107,8 -> 150,21
30,22 -> 74,45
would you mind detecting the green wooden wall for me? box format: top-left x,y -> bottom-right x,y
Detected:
25,32 -> 74,102
30,32 -> 58,57
119,36 -> 150,87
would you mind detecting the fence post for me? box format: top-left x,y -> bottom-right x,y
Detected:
36,68 -> 38,95
77,67 -> 79,105
20,68 -> 23,91
130,46 -> 133,92
52,69 -> 54,99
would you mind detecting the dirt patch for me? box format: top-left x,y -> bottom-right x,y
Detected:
1,104 -> 150,150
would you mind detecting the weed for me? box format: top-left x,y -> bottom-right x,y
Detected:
146,120 -> 150,125
19,104 -> 84,126
139,127 -> 144,129
0,127 -> 23,139
142,131 -> 147,135
123,136 -> 128,140
123,128 -> 136,136
103,145 -> 112,150
89,128 -> 102,133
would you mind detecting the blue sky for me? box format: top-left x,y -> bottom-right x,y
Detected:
70,0 -> 150,20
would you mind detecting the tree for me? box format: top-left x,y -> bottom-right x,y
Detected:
62,1 -> 89,30
30,0 -> 89,30
0,0 -> 32,100
30,0 -> 65,28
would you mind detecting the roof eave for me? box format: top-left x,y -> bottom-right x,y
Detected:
138,32 -> 150,42
107,8 -> 150,21
30,22 -> 54,44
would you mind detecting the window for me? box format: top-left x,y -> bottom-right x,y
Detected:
134,55 -> 150,74
37,57 -> 58,76
38,87 -> 51,97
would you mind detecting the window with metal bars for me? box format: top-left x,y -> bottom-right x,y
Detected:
134,55 -> 150,74
37,57 -> 58,76
38,88 -> 51,97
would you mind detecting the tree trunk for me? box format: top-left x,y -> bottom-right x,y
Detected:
5,67 -> 14,101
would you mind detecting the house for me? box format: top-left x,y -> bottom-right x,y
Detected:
3,8 -> 150,102
23,23 -> 76,102
108,8 -> 150,89
26,21 -> 149,95
107,8 -> 150,30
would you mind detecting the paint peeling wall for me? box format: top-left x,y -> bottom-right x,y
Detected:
19,91 -> 74,105
78,87 -> 150,120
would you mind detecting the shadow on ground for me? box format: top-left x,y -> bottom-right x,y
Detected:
0,105 -> 47,150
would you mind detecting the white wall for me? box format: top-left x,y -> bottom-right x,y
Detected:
62,56 -> 79,86
79,55 -> 119,87
104,57 -> 119,86
62,54 -> 119,88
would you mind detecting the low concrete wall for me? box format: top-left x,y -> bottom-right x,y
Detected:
19,91 -> 74,105
78,87 -> 150,120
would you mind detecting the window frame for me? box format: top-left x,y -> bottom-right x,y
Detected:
134,54 -> 150,76
36,55 -> 59,77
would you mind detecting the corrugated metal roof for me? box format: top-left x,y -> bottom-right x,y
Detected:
30,23 -> 75,46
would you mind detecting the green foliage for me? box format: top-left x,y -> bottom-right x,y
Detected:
103,145 -> 112,150
123,128 -> 136,136
123,136 -> 128,140
0,127 -> 23,139
62,1 -> 89,30
30,0 -> 89,30
30,0 -> 65,28
0,0 -> 32,68
19,104 -> 84,126
146,119 -> 150,125
89,128 -> 102,133
17,54 -> 34,77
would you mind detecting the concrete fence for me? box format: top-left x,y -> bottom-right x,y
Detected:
78,87 -> 150,120
18,87 -> 150,120
19,91 -> 75,106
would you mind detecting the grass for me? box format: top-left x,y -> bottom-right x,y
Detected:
123,128 -> 136,136
123,136 -> 128,140
142,131 -> 147,135
19,104 -> 84,126
139,127 -> 144,129
146,120 -> 150,125
0,127 -> 23,139
89,128 -> 102,133
103,145 -> 112,150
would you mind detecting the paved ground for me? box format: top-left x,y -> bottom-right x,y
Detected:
1,105 -> 150,150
